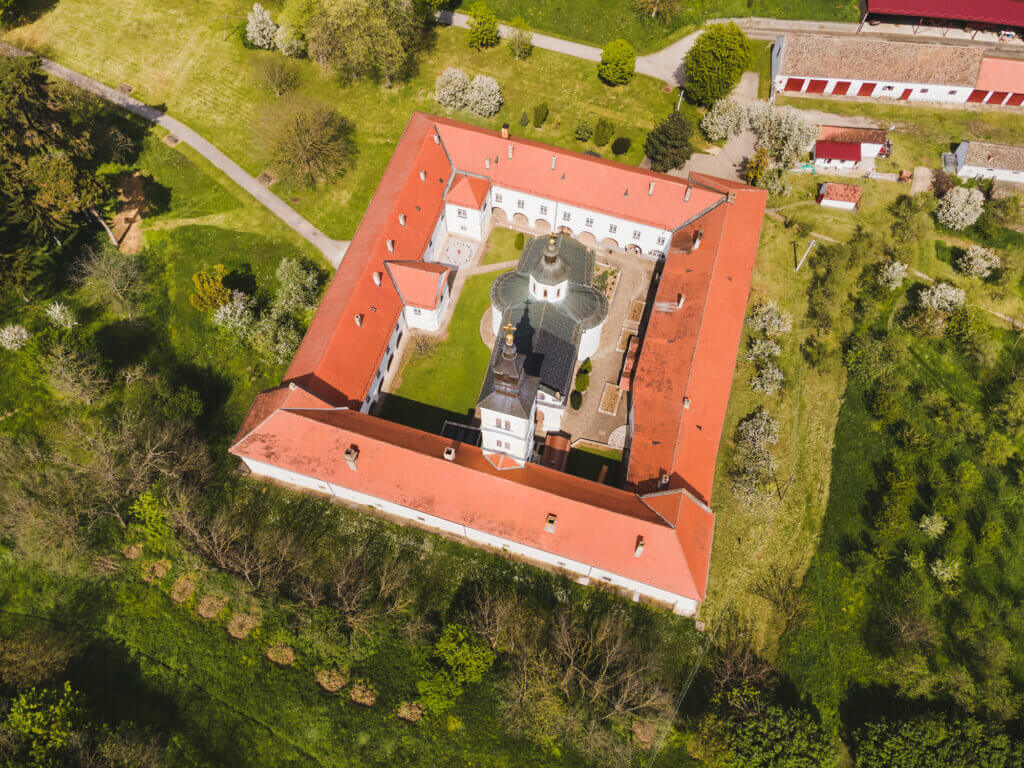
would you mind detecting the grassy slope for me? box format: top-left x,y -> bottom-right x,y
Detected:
6,3 -> 692,239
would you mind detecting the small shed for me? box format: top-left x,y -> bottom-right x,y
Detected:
817,182 -> 862,211
813,126 -> 892,169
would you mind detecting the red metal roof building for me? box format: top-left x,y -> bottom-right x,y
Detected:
862,0 -> 1024,29
230,113 -> 767,616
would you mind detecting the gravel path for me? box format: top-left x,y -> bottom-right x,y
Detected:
0,43 -> 350,268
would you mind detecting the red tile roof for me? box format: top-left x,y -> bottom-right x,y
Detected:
820,182 -> 863,204
976,57 -> 1024,92
817,125 -> 890,144
815,140 -> 862,162
446,173 -> 491,209
232,114 -> 768,606
386,260 -> 449,309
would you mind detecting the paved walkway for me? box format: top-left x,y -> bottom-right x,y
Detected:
0,43 -> 350,268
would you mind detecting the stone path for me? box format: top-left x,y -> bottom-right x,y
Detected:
0,43 -> 350,268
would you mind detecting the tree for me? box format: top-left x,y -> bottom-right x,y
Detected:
275,24 -> 306,56
190,265 -> 231,312
506,17 -> 533,60
0,324 -> 29,351
273,257 -> 319,313
955,245 -> 1000,278
918,281 -> 965,314
533,102 -> 548,128
854,715 -> 1019,768
598,39 -> 636,86
212,291 -> 256,346
749,363 -> 784,395
743,145 -> 773,188
843,336 -> 895,385
574,121 -> 593,141
268,102 -> 352,186
684,23 -> 751,106
467,2 -> 499,50
633,0 -> 679,18
257,58 -> 300,97
76,245 -> 146,320
0,628 -> 75,689
44,301 -> 77,329
611,136 -> 631,155
593,118 -> 614,147
435,67 -> 471,110
644,111 -> 693,172
935,186 -> 984,230
746,300 -> 792,336
701,98 -> 747,141
246,3 -> 279,49
465,75 -> 503,117
976,194 -> 1022,240
2,682 -> 83,766
876,260 -> 908,291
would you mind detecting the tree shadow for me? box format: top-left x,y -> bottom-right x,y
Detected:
94,318 -> 159,370
223,263 -> 257,296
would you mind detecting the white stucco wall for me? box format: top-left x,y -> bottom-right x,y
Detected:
957,164 -> 1024,182
479,406 -> 534,460
579,323 -> 603,362
403,282 -> 449,332
774,74 -> 973,104
820,198 -> 857,211
536,400 -> 564,433
240,456 -> 699,615
362,315 -> 407,412
421,214 -> 448,264
445,199 -> 487,240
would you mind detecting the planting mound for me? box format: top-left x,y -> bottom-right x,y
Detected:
266,643 -> 295,666
170,577 -> 195,603
316,669 -> 348,692
227,612 -> 260,639
197,595 -> 228,619
349,682 -> 377,706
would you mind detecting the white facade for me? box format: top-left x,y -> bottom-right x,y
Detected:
362,315 -> 407,412
954,142 -> 1024,182
820,198 -> 857,211
421,214 -> 448,264
240,456 -> 699,616
403,281 -> 450,332
479,407 -> 534,463
490,185 -> 670,259
444,197 -> 488,240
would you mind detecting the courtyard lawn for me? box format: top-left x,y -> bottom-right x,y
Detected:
749,39 -> 773,101
480,227 -> 525,265
6,6 -> 691,239
383,273 -> 499,432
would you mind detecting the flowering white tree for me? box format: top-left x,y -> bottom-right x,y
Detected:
754,106 -> 817,167
749,363 -> 784,395
700,98 -> 747,142
0,324 -> 29,351
919,513 -> 948,540
253,313 -> 302,364
745,338 -> 781,362
930,556 -> 961,585
935,186 -> 984,230
746,300 -> 792,337
246,3 -> 278,50
275,25 -> 305,57
273,258 -> 319,313
435,67 -> 470,110
465,75 -> 503,117
736,408 -> 780,454
919,281 -> 965,314
45,301 -> 78,329
876,260 -> 909,291
955,245 -> 1000,278
213,291 -> 256,344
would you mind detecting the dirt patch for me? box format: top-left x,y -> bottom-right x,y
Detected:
227,612 -> 261,639
349,681 -> 377,706
256,171 -> 276,186
111,171 -> 151,255
626,299 -> 645,325
316,668 -> 349,692
197,595 -> 228,620
141,559 -> 171,583
396,701 -> 424,722
162,133 -> 180,147
122,544 -> 143,560
92,555 -> 120,575
632,720 -> 656,748
266,643 -> 295,666
598,383 -> 621,415
117,83 -> 135,95
170,577 -> 195,603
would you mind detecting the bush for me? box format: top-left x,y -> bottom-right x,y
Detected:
257,58 -> 300,97
518,110 -> 529,127
574,121 -> 593,142
955,245 -> 1000,278
45,301 -> 77,329
274,257 -> 319,313
533,102 -> 548,128
876,260 -> 909,291
514,232 -> 524,249
749,363 -> 783,395
212,291 -> 256,345
435,67 -> 470,110
593,119 -> 613,147
274,24 -> 305,57
745,300 -> 792,336
246,3 -> 278,49
683,23 -> 751,107
0,324 -> 29,351
465,74 -> 503,117
579,358 -> 593,374
506,18 -> 533,60
644,112 -> 694,173
190,265 -> 230,312
918,281 -> 965,313
745,338 -> 781,362
611,136 -> 630,155
575,371 -> 590,392
598,39 -> 636,86
467,2 -> 499,49
700,98 -> 747,142
935,186 -> 984,230
570,390 -> 583,410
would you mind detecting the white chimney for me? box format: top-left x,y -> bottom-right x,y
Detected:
354,314 -> 363,327
399,213 -> 406,226
545,513 -> 557,533
659,473 -> 670,488
386,239 -> 395,253
551,155 -> 557,170
692,230 -> 703,251
676,293 -> 685,309
443,446 -> 456,461
344,446 -> 359,470
634,536 -> 645,557
433,133 -> 440,145
485,157 -> 491,169
684,185 -> 692,202
372,272 -> 382,286
419,170 -> 426,181
648,181 -> 655,196
507,143 -> 513,159
683,397 -> 691,410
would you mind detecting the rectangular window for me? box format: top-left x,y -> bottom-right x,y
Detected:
585,217 -> 594,227
920,88 -> 929,94
656,236 -> 666,245
539,205 -> 548,215
504,420 -> 510,430
457,208 -> 467,218
608,224 -> 617,233
412,308 -> 422,315
517,199 -> 525,209
495,417 -> 501,427
562,212 -> 571,222
632,230 -> 641,239
949,90 -> 957,95
494,193 -> 502,203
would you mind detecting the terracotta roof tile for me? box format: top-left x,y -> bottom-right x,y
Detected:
964,141 -> 1024,171
385,260 -> 449,309
821,182 -> 863,204
446,173 -> 491,209
976,57 -> 1024,93
817,125 -> 890,144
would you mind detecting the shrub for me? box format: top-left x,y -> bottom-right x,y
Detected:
252,311 -> 302,364
644,112 -> 694,173
246,3 -> 278,49
570,390 -> 583,410
749,103 -> 816,167
579,358 -> 593,374
533,102 -> 548,128
593,118 -> 613,147
745,338 -> 781,362
465,74 -> 503,117
575,371 -> 590,392
213,291 -> 256,345
876,260 -> 908,291
736,408 -> 779,454
611,136 -> 630,155
435,67 -> 470,110
745,300 -> 792,336
843,336 -> 894,385
0,324 -> 29,351
918,281 -> 965,313
518,110 -> 529,127
190,265 -> 230,312
467,2 -> 499,50
598,39 -> 636,86
45,301 -> 77,329
574,121 -> 593,142
930,170 -> 954,197
683,23 -> 751,107
514,232 -> 524,249
258,58 -> 300,97
935,186 -> 984,230
749,363 -> 783,395
274,24 -> 305,56
506,17 -> 533,60
955,245 -> 1000,278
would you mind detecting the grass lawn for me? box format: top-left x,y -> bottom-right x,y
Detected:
6,5 -> 693,239
381,272 -> 499,432
749,39 -> 773,101
566,445 -> 623,486
480,226 -> 524,265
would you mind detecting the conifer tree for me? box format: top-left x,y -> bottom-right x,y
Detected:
644,112 -> 694,173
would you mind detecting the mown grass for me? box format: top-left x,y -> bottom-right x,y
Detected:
480,227 -> 524,265
6,4 -> 691,239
